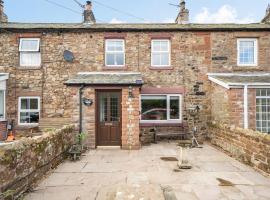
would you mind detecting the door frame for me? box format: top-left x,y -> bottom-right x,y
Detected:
95,89 -> 122,148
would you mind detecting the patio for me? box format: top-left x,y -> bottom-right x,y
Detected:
25,143 -> 270,200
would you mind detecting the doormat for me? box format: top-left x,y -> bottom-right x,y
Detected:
160,157 -> 178,161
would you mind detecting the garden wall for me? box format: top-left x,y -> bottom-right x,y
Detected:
208,122 -> 270,175
0,125 -> 75,199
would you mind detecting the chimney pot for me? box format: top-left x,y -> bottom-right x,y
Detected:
262,4 -> 270,23
83,1 -> 96,24
176,0 -> 189,24
0,0 -> 8,23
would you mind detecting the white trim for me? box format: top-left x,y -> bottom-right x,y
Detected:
105,39 -> 125,67
151,39 -> 171,67
207,73 -> 270,77
18,96 -> 40,126
243,85 -> 249,129
140,94 -> 182,123
0,90 -> 6,121
19,38 -> 40,52
208,76 -> 230,89
237,38 -> 258,67
0,73 -> 9,81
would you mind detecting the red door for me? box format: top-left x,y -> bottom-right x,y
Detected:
97,91 -> 121,146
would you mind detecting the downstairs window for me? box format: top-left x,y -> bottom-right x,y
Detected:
19,97 -> 40,125
256,89 -> 270,134
140,95 -> 182,123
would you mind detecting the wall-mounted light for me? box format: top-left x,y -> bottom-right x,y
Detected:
82,98 -> 93,106
128,86 -> 134,98
188,105 -> 200,117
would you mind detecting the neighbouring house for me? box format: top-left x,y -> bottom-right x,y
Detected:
1,0 -> 270,149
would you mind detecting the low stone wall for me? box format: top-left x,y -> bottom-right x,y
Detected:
0,125 -> 75,198
208,122 -> 270,175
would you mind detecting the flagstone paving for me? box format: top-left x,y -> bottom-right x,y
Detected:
25,142 -> 270,200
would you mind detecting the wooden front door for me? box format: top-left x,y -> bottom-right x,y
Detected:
97,91 -> 122,146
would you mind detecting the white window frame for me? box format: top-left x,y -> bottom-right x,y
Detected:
19,38 -> 41,67
18,96 -> 40,126
140,94 -> 182,124
0,90 -> 6,121
237,38 -> 258,67
256,89 -> 270,134
105,39 -> 125,67
151,39 -> 171,67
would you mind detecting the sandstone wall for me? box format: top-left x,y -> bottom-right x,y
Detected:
208,122 -> 270,175
0,125 -> 75,198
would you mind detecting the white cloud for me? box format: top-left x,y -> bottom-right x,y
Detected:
194,5 -> 255,24
109,18 -> 126,24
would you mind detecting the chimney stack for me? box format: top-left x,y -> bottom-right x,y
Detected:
175,0 -> 189,24
0,0 -> 8,23
262,4 -> 270,23
83,1 -> 96,24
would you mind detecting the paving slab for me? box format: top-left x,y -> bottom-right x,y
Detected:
24,143 -> 270,200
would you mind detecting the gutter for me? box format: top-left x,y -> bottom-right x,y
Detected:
79,85 -> 85,135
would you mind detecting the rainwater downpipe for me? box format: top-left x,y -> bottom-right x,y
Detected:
243,84 -> 249,129
79,85 -> 85,134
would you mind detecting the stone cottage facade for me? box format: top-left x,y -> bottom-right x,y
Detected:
1,1 -> 270,149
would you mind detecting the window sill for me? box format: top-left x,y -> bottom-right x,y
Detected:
149,66 -> 173,70
17,66 -> 42,70
103,66 -> 127,70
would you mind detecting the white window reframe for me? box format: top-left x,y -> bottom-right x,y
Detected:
18,96 -> 40,126
140,94 -> 182,124
151,39 -> 171,67
237,38 -> 258,67
105,39 -> 125,67
19,38 -> 41,67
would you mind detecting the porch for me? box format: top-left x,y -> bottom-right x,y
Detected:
25,142 -> 270,200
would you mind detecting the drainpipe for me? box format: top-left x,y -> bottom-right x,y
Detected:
79,85 -> 85,134
243,84 -> 249,129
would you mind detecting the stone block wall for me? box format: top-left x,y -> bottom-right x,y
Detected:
211,83 -> 257,130
208,122 -> 270,175
0,125 -> 75,198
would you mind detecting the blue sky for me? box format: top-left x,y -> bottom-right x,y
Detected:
4,0 -> 270,23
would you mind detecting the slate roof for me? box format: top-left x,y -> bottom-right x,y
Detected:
1,22 -> 270,31
208,73 -> 270,89
65,72 -> 143,86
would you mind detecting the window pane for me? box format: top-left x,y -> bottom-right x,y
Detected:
106,53 -> 124,66
256,89 -> 270,134
141,96 -> 167,120
106,40 -> 124,51
160,41 -> 169,51
20,52 -> 41,66
21,99 -> 29,110
30,112 -> 39,123
30,99 -> 38,109
160,53 -> 169,66
20,39 -> 39,51
239,40 -> 255,65
0,91 -> 4,118
152,41 -> 161,51
110,94 -> 119,122
170,96 -> 180,119
20,112 -> 30,124
152,53 -> 161,66
115,53 -> 124,65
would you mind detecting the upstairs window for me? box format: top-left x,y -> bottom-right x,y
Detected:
19,38 -> 41,67
151,40 -> 171,67
19,97 -> 40,125
105,39 -> 125,66
237,38 -> 258,66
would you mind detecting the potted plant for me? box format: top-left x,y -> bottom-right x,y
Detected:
68,132 -> 87,161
